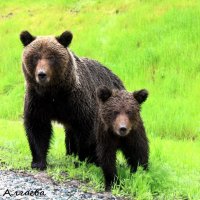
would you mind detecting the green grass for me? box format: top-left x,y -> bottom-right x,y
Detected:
0,0 -> 200,199
0,120 -> 200,199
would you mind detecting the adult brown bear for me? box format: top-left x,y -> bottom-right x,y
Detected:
20,30 -> 124,170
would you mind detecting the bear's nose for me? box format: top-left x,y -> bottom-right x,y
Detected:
119,127 -> 127,135
38,72 -> 47,80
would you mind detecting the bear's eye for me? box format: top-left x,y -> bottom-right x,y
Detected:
31,54 -> 39,63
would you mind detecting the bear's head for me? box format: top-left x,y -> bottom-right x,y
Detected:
20,31 -> 73,87
97,86 -> 148,137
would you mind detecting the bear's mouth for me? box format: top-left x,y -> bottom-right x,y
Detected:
35,69 -> 51,85
115,127 -> 131,137
36,75 -> 50,85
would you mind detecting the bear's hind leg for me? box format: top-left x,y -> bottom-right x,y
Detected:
65,127 -> 78,156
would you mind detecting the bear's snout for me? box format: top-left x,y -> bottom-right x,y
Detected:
36,69 -> 50,84
38,71 -> 47,81
35,60 -> 52,85
119,126 -> 127,136
114,114 -> 131,137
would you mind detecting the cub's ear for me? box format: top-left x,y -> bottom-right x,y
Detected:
97,86 -> 112,103
56,31 -> 73,47
133,89 -> 148,104
20,31 -> 36,46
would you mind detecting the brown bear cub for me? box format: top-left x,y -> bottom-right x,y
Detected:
20,31 -> 124,170
96,86 -> 149,191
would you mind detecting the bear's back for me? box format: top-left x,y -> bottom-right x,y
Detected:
79,57 -> 125,90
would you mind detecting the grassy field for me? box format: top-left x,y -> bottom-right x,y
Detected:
0,0 -> 200,199
0,120 -> 200,199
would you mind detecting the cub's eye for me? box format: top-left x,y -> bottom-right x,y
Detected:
126,111 -> 133,116
113,111 -> 120,116
46,56 -> 55,62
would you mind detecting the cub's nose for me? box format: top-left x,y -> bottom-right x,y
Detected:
38,72 -> 47,80
119,127 -> 127,136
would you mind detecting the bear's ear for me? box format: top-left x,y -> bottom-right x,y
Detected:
97,86 -> 112,103
56,31 -> 73,48
133,89 -> 148,104
20,31 -> 36,46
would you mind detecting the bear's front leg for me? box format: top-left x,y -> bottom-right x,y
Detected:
97,143 -> 117,191
134,134 -> 149,171
138,142 -> 149,171
121,134 -> 149,173
121,144 -> 139,173
24,114 -> 52,170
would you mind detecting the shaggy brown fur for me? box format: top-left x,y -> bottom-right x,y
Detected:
20,31 -> 124,170
96,86 -> 149,191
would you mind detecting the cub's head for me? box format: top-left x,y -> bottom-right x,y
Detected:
20,30 -> 73,86
97,86 -> 148,137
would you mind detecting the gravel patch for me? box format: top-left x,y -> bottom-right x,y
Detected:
0,170 -> 122,200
